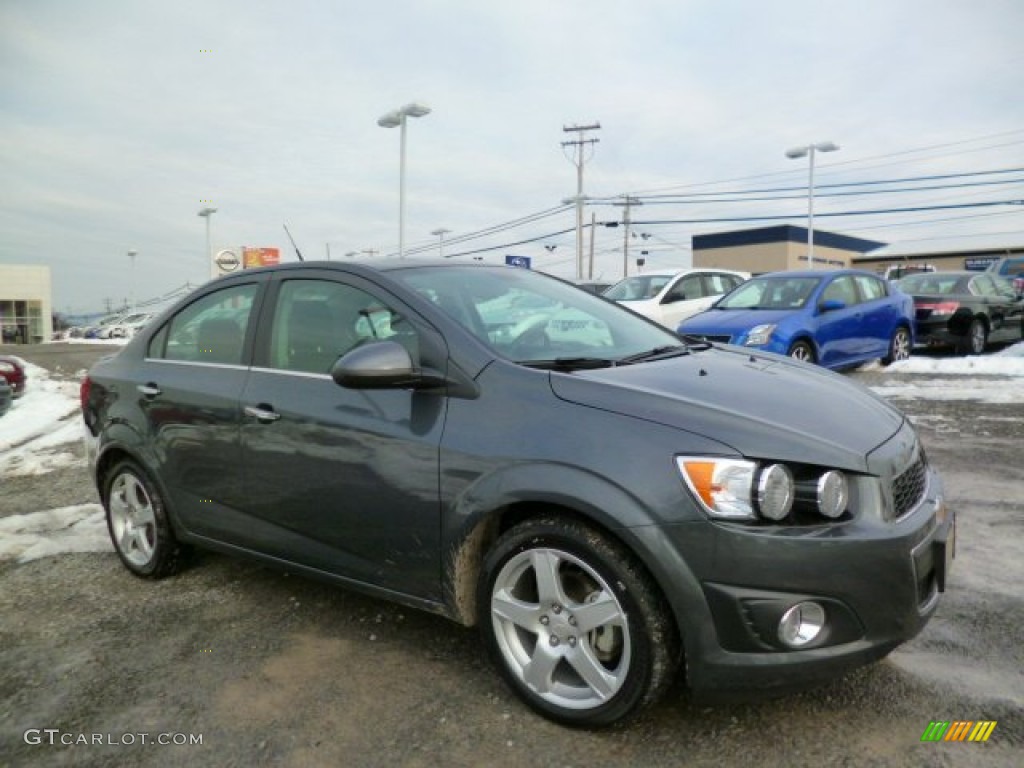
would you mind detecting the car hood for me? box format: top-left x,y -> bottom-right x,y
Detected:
680,308 -> 797,334
548,346 -> 904,470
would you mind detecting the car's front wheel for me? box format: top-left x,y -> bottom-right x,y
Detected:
103,459 -> 185,579
478,517 -> 679,727
882,326 -> 912,365
788,340 -> 816,363
957,318 -> 987,356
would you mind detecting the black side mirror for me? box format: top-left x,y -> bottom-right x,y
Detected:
330,340 -> 447,390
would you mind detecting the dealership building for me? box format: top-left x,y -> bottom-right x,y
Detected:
691,224 -> 1023,275
0,264 -> 53,344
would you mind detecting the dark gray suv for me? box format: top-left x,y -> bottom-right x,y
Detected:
81,261 -> 954,727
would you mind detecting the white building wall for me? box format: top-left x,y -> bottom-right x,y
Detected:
0,264 -> 54,343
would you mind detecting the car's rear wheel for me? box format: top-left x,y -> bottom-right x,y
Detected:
478,517 -> 678,727
957,318 -> 986,356
104,459 -> 185,578
787,340 -> 815,363
882,326 -> 912,365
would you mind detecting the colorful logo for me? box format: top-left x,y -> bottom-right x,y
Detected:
921,721 -> 997,742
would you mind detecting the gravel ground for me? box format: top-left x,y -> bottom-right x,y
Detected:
1,344 -> 1021,767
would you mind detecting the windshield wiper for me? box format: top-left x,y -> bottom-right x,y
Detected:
617,345 -> 690,364
520,357 -> 617,371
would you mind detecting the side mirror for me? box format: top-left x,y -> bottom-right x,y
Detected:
330,340 -> 446,390
819,299 -> 846,313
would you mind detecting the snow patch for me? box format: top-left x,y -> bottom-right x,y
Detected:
0,504 -> 111,563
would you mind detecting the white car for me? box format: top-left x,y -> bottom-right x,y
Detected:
108,312 -> 155,339
604,268 -> 749,329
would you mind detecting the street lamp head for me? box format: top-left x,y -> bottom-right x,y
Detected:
785,147 -> 809,159
401,102 -> 431,118
431,228 -> 451,237
198,207 -> 217,217
377,102 -> 431,128
815,141 -> 840,153
786,141 -> 839,159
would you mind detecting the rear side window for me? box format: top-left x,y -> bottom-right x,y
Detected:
853,275 -> 886,302
147,284 -> 258,364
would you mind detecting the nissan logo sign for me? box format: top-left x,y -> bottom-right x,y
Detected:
215,249 -> 240,272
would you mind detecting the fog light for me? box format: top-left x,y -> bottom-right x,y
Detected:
778,602 -> 826,647
757,464 -> 794,521
817,470 -> 848,519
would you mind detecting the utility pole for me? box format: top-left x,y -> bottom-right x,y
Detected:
588,212 -> 597,279
562,122 -> 600,280
613,196 -> 642,278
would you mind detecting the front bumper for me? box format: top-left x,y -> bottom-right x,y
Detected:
654,458 -> 953,695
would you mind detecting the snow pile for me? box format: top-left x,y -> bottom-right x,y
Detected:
870,341 -> 1024,403
0,504 -> 111,563
0,361 -> 83,478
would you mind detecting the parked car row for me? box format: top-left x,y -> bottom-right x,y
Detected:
63,312 -> 155,341
589,263 -> 1022,367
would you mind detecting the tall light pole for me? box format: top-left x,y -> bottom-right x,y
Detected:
127,249 -> 137,312
198,206 -> 217,275
785,141 -> 839,269
431,227 -> 452,258
378,102 -> 431,258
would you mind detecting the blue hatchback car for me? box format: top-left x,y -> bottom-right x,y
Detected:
679,269 -> 914,369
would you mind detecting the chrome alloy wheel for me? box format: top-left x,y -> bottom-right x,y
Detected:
891,328 -> 912,361
489,548 -> 631,711
108,472 -> 158,568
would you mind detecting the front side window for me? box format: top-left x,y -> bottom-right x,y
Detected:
663,275 -> 703,303
149,283 -> 258,365
822,276 -> 859,307
268,279 -> 412,374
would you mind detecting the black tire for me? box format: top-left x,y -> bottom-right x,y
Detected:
103,459 -> 185,579
787,340 -> 815,364
956,318 -> 986,356
478,516 -> 679,727
881,326 -> 912,366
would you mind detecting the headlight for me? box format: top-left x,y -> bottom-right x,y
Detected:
744,324 -> 776,346
817,470 -> 848,518
757,464 -> 795,520
679,457 -> 855,524
676,457 -> 756,520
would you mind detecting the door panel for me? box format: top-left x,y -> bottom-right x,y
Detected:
238,276 -> 446,599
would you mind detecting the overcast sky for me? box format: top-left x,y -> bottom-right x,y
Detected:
2,0 -> 1023,314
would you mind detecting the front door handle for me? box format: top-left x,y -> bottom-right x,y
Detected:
137,383 -> 161,398
244,404 -> 282,423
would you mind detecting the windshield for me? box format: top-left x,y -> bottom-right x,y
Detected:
716,276 -> 821,310
393,266 -> 682,364
603,275 -> 674,301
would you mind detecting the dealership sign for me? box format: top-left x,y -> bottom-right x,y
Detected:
243,247 -> 281,269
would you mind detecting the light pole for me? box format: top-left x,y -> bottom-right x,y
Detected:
198,206 -> 217,275
127,249 -> 137,312
785,141 -> 839,269
378,102 -> 431,258
431,227 -> 452,258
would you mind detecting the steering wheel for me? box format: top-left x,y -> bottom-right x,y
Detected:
506,315 -> 551,356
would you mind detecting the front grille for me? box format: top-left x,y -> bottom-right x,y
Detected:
891,451 -> 928,521
693,334 -> 732,344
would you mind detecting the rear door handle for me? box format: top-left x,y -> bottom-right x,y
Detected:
244,404 -> 281,423
137,383 -> 162,397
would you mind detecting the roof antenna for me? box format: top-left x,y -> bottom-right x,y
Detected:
283,224 -> 304,261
